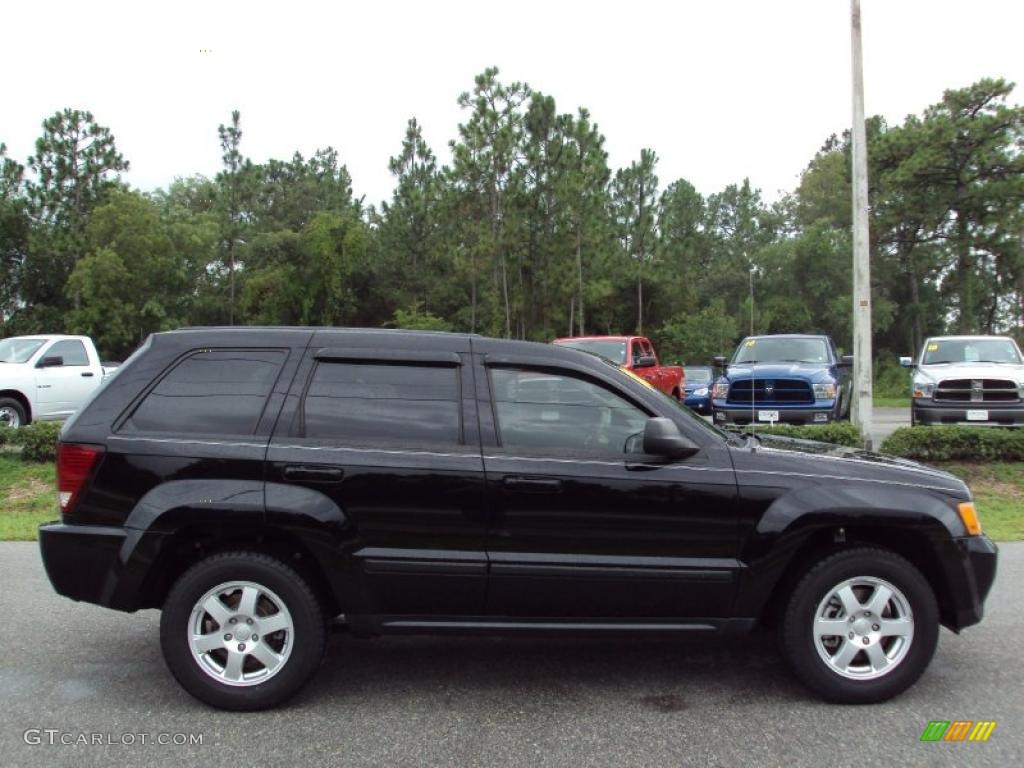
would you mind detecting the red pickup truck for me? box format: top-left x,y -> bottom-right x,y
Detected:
552,335 -> 685,400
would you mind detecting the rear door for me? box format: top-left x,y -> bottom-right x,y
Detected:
265,333 -> 487,617
475,351 -> 741,619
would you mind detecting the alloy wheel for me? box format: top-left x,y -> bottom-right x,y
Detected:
188,580 -> 294,687
812,576 -> 914,680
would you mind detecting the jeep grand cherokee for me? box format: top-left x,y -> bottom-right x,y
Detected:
38,327 -> 997,710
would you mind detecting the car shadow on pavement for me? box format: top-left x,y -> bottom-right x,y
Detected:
294,628 -> 808,709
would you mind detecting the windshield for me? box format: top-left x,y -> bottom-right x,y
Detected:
555,339 -> 627,364
684,367 -> 712,383
922,338 -> 1022,365
732,337 -> 829,365
0,338 -> 46,363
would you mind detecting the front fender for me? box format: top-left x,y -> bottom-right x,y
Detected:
734,483 -> 963,617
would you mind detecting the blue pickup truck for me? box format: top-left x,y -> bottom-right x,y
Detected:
711,334 -> 853,425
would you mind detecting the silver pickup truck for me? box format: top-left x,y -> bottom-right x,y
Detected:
901,335 -> 1024,426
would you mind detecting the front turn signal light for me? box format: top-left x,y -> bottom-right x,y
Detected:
957,502 -> 982,536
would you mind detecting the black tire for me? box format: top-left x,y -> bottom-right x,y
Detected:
0,397 -> 27,428
779,547 -> 938,704
160,551 -> 327,711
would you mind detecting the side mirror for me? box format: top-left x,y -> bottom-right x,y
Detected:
899,356 -> 914,368
712,356 -> 727,368
642,417 -> 700,459
839,355 -> 854,367
634,354 -> 657,369
36,355 -> 64,368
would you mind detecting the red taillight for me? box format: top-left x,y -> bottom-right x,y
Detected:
56,443 -> 104,514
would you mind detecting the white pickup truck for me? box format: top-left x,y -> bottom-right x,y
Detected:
0,335 -> 119,428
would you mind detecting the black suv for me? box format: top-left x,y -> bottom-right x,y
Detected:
39,327 -> 997,710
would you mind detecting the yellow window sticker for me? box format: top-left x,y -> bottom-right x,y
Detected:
621,367 -> 656,389
745,339 -> 756,347
927,343 -> 938,352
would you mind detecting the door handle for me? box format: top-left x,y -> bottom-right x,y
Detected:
282,465 -> 344,482
81,372 -> 94,377
502,476 -> 562,493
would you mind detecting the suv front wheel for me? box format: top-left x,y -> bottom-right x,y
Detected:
160,552 -> 327,710
779,547 -> 938,704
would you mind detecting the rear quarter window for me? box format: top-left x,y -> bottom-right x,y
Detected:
121,349 -> 286,435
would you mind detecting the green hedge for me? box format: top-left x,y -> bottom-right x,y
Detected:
7,421 -> 63,462
881,426 -> 1024,462
0,428 -> 9,448
726,422 -> 864,448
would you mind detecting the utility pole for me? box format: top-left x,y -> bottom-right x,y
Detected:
850,0 -> 874,448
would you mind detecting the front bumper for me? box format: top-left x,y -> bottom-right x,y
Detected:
913,401 -> 1024,426
38,521 -> 162,612
684,394 -> 711,413
712,401 -> 837,425
939,534 -> 998,631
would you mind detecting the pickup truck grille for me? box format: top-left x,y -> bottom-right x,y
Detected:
934,379 -> 1020,404
727,379 -> 814,405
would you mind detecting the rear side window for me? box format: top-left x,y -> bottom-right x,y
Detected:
123,349 -> 285,435
302,362 -> 461,445
47,339 -> 89,366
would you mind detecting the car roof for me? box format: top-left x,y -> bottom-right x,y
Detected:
743,334 -> 829,340
925,335 -> 1016,342
553,336 -> 630,342
160,326 -> 604,363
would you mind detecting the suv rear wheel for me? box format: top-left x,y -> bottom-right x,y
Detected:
160,552 -> 327,710
779,547 -> 938,704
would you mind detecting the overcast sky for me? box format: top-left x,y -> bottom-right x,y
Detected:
3,0 -> 1022,207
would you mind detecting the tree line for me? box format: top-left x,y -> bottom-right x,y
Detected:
1,68 -> 1022,366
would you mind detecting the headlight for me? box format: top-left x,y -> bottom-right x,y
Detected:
813,382 -> 837,400
712,380 -> 729,399
913,379 -> 935,399
694,387 -> 709,397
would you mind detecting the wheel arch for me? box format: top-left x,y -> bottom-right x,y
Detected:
120,479 -> 354,617
755,524 -> 955,631
137,522 -> 344,618
0,389 -> 32,424
741,484 -> 965,630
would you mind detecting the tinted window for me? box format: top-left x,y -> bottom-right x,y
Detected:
123,350 -> 285,435
631,341 -> 645,365
491,368 -> 648,454
552,339 -> 627,364
303,362 -> 461,445
47,339 -> 89,366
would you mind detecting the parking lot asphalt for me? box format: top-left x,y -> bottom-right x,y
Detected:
2,539 -> 1019,768
870,407 -> 909,448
